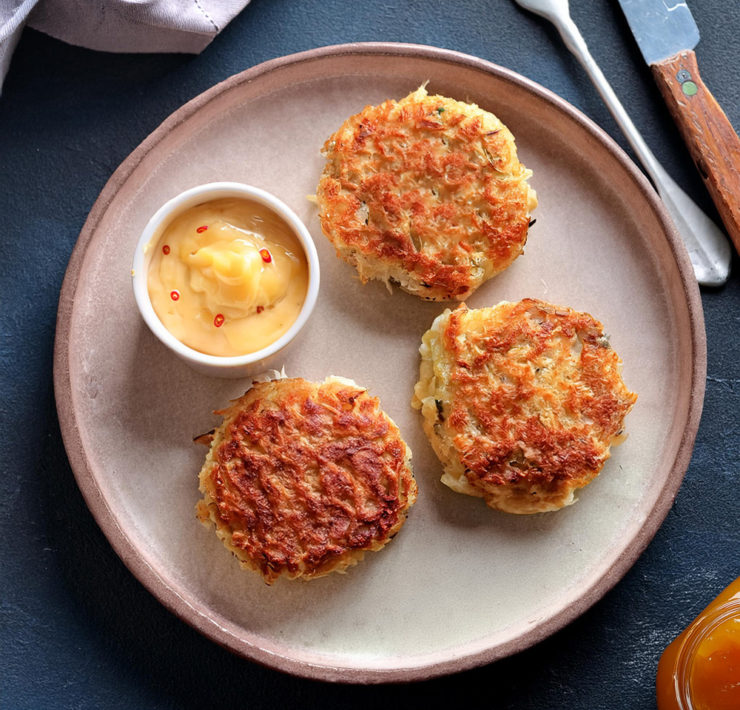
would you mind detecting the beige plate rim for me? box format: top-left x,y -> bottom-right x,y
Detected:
53,42 -> 706,683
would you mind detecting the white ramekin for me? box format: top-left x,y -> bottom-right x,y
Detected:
132,182 -> 320,378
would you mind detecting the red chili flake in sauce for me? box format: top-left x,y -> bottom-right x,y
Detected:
259,248 -> 272,263
162,244 -> 170,255
213,314 -> 225,328
196,225 -> 208,233
256,305 -> 264,314
170,290 -> 180,301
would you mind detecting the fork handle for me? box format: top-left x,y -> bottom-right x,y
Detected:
652,50 -> 740,254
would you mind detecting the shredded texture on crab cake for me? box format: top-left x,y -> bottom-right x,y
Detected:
196,376 -> 416,583
412,300 -> 636,514
316,86 -> 537,301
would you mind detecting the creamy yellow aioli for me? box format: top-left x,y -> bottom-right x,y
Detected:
147,198 -> 308,357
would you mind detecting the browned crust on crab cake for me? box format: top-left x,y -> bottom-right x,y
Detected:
196,377 -> 416,583
412,300 -> 637,513
316,86 -> 537,301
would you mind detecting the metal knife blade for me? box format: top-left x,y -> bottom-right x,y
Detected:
617,0 -> 699,65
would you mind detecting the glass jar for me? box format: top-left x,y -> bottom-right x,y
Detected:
656,576 -> 740,710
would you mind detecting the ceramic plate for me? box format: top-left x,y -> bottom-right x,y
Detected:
54,43 -> 705,683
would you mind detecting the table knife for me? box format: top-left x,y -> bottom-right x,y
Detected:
514,0 -> 730,286
618,0 -> 740,256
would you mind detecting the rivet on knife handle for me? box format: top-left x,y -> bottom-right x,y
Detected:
651,49 -> 740,256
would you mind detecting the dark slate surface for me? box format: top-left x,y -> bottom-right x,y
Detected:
1,1 -> 737,707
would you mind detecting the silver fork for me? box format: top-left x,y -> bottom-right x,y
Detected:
513,0 -> 731,286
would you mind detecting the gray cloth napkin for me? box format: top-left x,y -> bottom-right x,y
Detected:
0,0 -> 250,93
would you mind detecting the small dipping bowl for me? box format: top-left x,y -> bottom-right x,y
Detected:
132,182 -> 320,378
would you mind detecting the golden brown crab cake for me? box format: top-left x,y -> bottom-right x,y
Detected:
196,376 -> 416,583
412,300 -> 636,514
316,86 -> 537,301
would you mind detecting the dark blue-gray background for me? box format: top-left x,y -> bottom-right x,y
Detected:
1,1 -> 737,707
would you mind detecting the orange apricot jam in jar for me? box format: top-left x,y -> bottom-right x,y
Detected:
656,577 -> 740,710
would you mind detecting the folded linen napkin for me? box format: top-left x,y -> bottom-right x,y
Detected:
0,0 -> 250,93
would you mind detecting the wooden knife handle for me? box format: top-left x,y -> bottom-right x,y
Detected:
651,49 -> 740,255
